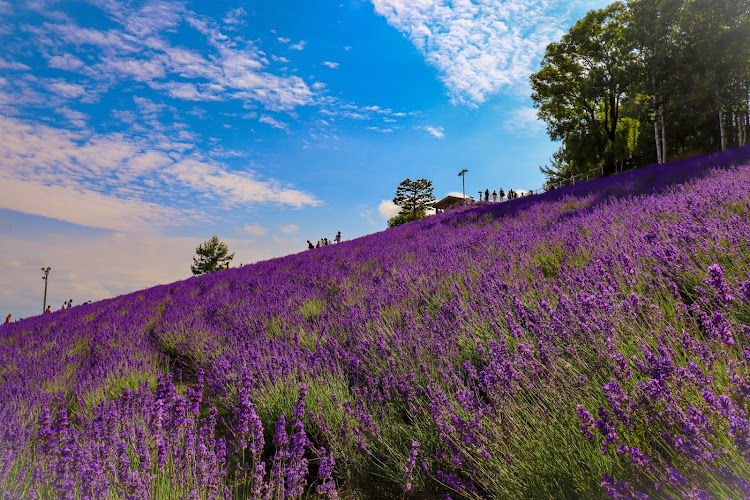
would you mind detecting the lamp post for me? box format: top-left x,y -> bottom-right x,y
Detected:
41,267 -> 51,313
458,168 -> 469,204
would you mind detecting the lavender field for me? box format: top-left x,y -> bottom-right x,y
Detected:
3,147 -> 750,499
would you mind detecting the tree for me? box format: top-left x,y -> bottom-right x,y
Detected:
191,236 -> 234,276
531,2 -> 636,176
393,178 -> 435,219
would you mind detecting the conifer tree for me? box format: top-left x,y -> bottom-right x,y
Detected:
191,236 -> 234,275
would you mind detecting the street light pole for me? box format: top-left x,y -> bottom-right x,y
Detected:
458,168 -> 469,205
41,267 -> 51,313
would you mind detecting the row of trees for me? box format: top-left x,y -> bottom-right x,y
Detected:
531,0 -> 750,184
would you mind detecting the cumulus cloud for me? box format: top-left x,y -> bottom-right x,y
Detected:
378,200 -> 401,219
424,125 -> 445,139
322,61 -> 339,69
369,0 -> 572,105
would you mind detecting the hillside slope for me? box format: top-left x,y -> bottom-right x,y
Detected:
2,146 -> 750,499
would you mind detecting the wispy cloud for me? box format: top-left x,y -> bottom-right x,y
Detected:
279,224 -> 299,234
503,106 -> 545,134
322,61 -> 339,69
31,2 -> 315,112
369,0 -> 573,105
0,58 -> 30,70
223,7 -> 247,26
241,224 -> 269,237
259,114 -> 290,132
0,115 -> 320,231
289,40 -> 307,51
424,125 -> 445,139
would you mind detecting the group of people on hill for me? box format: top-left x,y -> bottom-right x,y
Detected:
4,298 -> 94,324
308,231 -> 342,250
479,188 -> 522,202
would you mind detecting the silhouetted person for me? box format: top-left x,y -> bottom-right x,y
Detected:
307,240 -> 314,250
484,189 -> 489,201
492,190 -> 497,202
498,188 -> 505,201
4,314 -> 10,324
44,306 -> 51,314
335,231 -> 341,243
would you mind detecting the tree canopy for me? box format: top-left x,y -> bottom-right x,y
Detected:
191,236 -> 234,276
389,178 -> 435,227
532,0 -> 750,184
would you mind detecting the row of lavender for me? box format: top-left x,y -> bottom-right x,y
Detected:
2,147 -> 750,498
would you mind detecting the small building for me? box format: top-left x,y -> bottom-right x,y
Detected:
433,195 -> 467,212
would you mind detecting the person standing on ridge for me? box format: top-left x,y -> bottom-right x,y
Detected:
492,190 -> 497,202
4,314 -> 11,324
484,189 -> 489,201
307,240 -> 314,250
335,231 -> 341,243
44,306 -> 51,314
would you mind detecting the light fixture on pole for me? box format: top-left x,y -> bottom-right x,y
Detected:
41,267 -> 51,314
458,168 -> 469,204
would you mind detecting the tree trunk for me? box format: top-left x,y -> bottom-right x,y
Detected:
652,75 -> 663,164
719,110 -> 727,151
660,104 -> 668,162
654,112 -> 663,164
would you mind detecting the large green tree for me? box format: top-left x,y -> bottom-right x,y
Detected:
191,236 -> 234,276
389,178 -> 435,227
531,2 -> 636,180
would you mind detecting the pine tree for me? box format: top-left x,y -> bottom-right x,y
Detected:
191,236 -> 234,275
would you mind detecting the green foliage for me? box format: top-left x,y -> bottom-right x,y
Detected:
387,209 -> 426,228
531,2 -> 635,177
191,235 -> 234,276
534,0 -> 750,181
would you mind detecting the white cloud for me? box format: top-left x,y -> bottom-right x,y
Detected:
165,158 -> 320,209
369,0 -> 572,105
49,81 -> 89,99
42,6 -> 315,112
47,53 -> 85,71
280,224 -> 299,234
424,125 -> 445,139
0,58 -> 30,70
289,40 -> 307,51
0,176 -> 181,232
322,61 -> 339,69
0,115 -> 320,230
378,199 -> 401,219
57,107 -> 89,128
223,7 -> 247,25
242,224 -> 269,237
259,114 -> 290,132
278,36 -> 291,43
504,106 -> 545,134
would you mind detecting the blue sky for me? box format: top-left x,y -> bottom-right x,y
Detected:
0,0 -> 609,318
